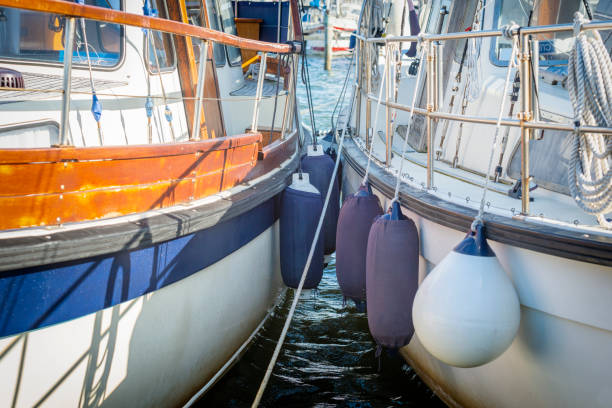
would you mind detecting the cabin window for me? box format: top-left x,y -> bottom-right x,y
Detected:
216,0 -> 242,66
490,0 -> 600,66
145,0 -> 176,73
202,0 -> 228,67
0,1 -> 123,68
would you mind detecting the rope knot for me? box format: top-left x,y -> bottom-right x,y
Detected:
501,22 -> 519,40
573,12 -> 587,38
416,33 -> 427,51
470,217 -> 483,232
573,119 -> 581,134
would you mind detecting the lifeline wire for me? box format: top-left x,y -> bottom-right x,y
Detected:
392,42 -> 427,202
251,50 -> 357,408
472,25 -> 519,229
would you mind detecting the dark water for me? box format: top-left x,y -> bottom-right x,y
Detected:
197,57 -> 445,407
198,257 -> 445,407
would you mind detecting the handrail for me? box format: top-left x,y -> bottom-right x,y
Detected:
365,20 -> 612,43
355,17 -> 612,217
365,93 -> 612,135
0,0 -> 295,54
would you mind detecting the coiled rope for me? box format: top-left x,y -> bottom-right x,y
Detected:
566,12 -> 612,228
251,49 -> 357,408
472,24 -> 519,229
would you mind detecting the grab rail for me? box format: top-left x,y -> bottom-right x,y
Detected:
0,0 -> 298,54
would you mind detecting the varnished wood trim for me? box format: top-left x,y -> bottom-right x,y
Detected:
0,133 -> 273,229
0,152 -> 299,272
0,134 -> 261,163
0,0 -> 294,53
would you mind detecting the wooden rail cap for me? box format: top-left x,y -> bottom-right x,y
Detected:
0,0 -> 295,54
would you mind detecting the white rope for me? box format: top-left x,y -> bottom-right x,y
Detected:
465,3 -> 483,103
392,43 -> 427,202
362,47 -> 388,184
472,25 -> 519,229
250,53 -> 357,408
566,12 -> 612,228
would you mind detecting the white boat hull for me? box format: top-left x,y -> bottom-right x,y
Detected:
0,223 -> 284,408
343,160 -> 612,408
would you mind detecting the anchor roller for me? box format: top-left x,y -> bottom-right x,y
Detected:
412,223 -> 520,368
300,145 -> 340,255
280,173 -> 324,289
335,182 -> 383,310
366,201 -> 419,349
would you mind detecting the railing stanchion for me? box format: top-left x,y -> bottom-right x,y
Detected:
191,41 -> 209,141
289,54 -> 299,134
59,17 -> 76,146
385,43 -> 392,166
435,40 -> 443,115
281,55 -> 295,140
519,34 -> 532,215
251,52 -> 268,133
365,40 -> 372,149
426,39 -> 435,188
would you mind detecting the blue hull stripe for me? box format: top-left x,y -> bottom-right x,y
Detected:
0,198 -> 278,339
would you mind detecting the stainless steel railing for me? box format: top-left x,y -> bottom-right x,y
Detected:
352,19 -> 612,215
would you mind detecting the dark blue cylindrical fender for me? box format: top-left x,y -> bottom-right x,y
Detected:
301,147 -> 339,255
335,183 -> 383,309
280,173 -> 324,289
366,201 -> 419,349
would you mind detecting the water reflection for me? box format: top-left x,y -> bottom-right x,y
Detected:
199,256 -> 444,407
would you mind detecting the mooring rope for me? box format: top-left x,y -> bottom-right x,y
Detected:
251,50 -> 357,408
566,12 -> 612,228
472,24 -> 519,229
391,40 -> 427,202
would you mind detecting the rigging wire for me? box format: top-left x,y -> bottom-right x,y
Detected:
298,0 -> 319,143
362,47 -> 388,184
392,41 -> 426,201
268,0 -> 285,144
472,25 -> 519,228
330,47 -> 355,134
76,0 -> 104,145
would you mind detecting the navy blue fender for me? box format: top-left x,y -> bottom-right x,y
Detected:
300,150 -> 340,255
366,201 -> 419,349
335,183 -> 383,309
280,174 -> 324,289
